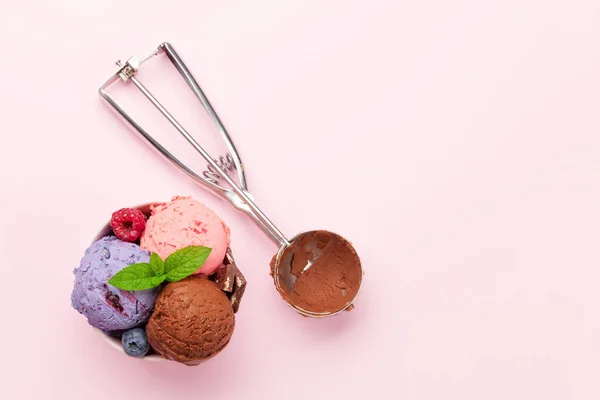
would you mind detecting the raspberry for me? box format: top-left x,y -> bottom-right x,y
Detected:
110,208 -> 147,242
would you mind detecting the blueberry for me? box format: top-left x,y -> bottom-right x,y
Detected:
121,328 -> 150,358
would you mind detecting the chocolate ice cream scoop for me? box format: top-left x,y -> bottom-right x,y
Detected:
270,231 -> 362,316
146,276 -> 235,365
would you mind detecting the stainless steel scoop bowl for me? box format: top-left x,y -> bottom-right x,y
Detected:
99,42 -> 363,317
273,230 -> 363,317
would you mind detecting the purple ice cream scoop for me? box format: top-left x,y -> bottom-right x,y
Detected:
71,236 -> 159,332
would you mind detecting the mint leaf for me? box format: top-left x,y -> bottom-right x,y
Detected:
150,252 -> 164,276
151,275 -> 166,287
108,263 -> 157,291
108,246 -> 212,291
164,246 -> 212,282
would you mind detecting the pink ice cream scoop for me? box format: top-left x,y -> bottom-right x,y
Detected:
140,196 -> 230,275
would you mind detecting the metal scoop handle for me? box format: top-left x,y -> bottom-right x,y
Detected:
99,42 -> 289,247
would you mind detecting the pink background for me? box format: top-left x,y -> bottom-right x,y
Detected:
1,1 -> 600,399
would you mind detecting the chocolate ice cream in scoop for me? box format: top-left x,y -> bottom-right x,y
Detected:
270,231 -> 362,316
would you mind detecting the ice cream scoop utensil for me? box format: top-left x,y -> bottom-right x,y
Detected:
99,42 -> 362,317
